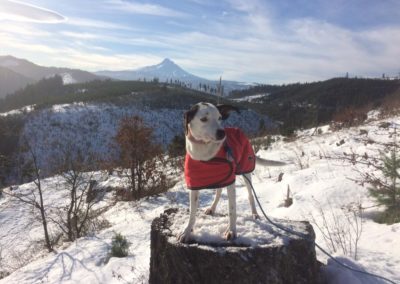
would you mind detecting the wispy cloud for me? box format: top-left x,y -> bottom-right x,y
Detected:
105,0 -> 188,17
60,31 -> 100,40
0,22 -> 51,37
65,17 -> 135,31
54,50 -> 162,71
0,0 -> 66,23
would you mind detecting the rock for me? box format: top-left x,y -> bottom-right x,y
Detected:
149,208 -> 320,284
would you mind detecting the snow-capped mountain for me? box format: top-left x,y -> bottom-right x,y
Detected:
96,58 -> 198,82
95,58 -> 253,94
0,55 -> 106,98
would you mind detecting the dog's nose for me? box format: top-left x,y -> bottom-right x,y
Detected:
216,129 -> 226,140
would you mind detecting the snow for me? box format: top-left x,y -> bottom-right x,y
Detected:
0,105 -> 35,117
231,93 -> 270,102
15,102 -> 271,179
168,209 -> 308,247
1,113 -> 400,283
60,73 -> 77,85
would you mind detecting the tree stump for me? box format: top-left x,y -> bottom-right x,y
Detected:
150,208 -> 320,284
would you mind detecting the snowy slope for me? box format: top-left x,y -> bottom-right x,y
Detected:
17,102 -> 269,178
1,113 -> 400,283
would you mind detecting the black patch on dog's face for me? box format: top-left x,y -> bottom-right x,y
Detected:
184,104 -> 199,135
216,104 -> 240,120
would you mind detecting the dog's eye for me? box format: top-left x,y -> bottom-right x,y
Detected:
200,117 -> 208,122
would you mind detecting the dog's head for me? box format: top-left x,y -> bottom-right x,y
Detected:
184,102 -> 240,143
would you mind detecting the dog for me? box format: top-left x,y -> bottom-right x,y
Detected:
178,102 -> 285,243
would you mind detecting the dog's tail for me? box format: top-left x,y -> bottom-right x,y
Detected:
256,156 -> 288,167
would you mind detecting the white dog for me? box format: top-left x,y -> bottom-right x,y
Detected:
178,102 -> 285,243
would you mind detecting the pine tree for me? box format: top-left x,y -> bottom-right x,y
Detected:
369,147 -> 400,223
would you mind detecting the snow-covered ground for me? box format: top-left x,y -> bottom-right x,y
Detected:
231,93 -> 269,103
0,105 -> 35,117
0,113 -> 399,283
11,102 -> 271,178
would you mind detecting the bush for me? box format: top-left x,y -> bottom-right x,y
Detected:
331,105 -> 369,129
111,233 -> 130,257
114,116 -> 169,200
168,135 -> 185,158
251,136 -> 275,153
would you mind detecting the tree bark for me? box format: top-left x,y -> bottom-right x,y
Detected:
150,208 -> 321,284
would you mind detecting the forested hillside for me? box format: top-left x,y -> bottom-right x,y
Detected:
0,78 -> 271,187
230,78 -> 400,134
0,76 -> 236,113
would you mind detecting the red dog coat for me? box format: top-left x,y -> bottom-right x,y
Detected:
185,127 -> 255,190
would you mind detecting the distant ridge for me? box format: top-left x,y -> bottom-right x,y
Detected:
0,66 -> 35,98
0,55 -> 106,98
95,58 -> 253,95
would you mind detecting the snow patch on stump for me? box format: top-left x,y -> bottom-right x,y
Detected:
150,208 -> 321,284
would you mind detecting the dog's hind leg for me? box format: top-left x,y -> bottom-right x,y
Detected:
204,187 -> 222,215
243,174 -> 260,219
224,184 -> 237,240
178,190 -> 199,243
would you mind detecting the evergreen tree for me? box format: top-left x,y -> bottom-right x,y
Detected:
369,146 -> 400,223
111,233 -> 130,257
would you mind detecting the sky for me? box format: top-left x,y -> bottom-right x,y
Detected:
1,0 -> 400,84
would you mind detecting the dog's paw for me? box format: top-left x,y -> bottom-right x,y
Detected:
252,213 -> 260,220
204,207 -> 214,215
177,228 -> 192,243
224,229 -> 237,241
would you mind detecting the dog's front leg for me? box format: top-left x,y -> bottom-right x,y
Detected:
205,187 -> 222,215
224,184 -> 237,240
243,174 -> 260,219
178,190 -> 199,243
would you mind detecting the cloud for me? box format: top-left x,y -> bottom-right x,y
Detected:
60,31 -> 100,40
0,22 -> 51,37
65,17 -> 134,31
1,0 -> 399,83
141,12 -> 400,83
0,0 -> 66,23
54,50 -> 162,71
106,0 -> 188,17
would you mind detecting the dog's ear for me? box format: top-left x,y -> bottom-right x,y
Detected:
216,104 -> 240,120
184,105 -> 199,135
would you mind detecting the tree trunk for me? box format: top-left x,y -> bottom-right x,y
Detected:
150,208 -> 321,284
37,193 -> 52,252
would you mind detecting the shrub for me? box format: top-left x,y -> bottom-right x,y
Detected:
168,135 -> 185,158
380,88 -> 400,117
114,116 -> 169,200
331,105 -> 369,129
111,233 -> 130,257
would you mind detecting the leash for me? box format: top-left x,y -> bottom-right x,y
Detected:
223,140 -> 396,284
242,174 -> 397,284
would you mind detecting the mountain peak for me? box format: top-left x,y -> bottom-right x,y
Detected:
156,58 -> 179,69
160,58 -> 174,65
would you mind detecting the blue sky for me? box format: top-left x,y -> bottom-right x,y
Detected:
1,0 -> 400,83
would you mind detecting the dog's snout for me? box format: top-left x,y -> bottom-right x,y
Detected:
216,129 -> 226,140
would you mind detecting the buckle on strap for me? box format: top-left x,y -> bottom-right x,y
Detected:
224,143 -> 235,163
